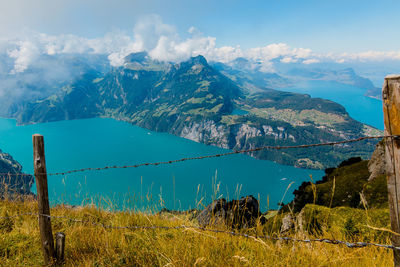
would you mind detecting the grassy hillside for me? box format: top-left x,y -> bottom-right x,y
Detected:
0,197 -> 393,266
290,157 -> 388,213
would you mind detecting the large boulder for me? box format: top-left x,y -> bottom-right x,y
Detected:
196,196 -> 262,228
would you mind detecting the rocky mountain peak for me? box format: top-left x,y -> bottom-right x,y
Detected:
123,52 -> 149,64
182,55 -> 208,68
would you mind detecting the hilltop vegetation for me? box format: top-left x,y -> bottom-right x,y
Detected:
288,158 -> 387,212
279,140 -> 388,213
12,53 -> 381,169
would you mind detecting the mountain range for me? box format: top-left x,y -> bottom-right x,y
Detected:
7,52 -> 381,169
213,57 -> 380,94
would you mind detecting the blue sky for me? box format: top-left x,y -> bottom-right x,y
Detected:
154,0 -> 400,53
1,0 -> 399,53
0,0 -> 399,77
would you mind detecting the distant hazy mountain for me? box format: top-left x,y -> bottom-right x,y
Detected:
12,52 -> 380,169
282,67 -> 382,100
285,67 -> 376,89
212,57 -> 381,100
212,58 -> 291,92
364,87 -> 382,100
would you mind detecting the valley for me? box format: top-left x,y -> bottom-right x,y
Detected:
10,53 -> 381,169
0,3 -> 399,266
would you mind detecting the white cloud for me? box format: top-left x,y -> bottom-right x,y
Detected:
302,58 -> 320,64
133,15 -> 177,52
208,46 -> 243,63
7,40 -> 39,73
293,48 -> 312,59
337,51 -> 400,62
281,57 -> 298,63
2,15 -> 400,74
247,43 -> 290,61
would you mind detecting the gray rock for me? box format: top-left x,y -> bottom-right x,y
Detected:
280,214 -> 294,233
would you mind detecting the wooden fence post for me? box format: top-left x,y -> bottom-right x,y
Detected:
33,134 -> 55,265
55,232 -> 66,264
383,75 -> 400,267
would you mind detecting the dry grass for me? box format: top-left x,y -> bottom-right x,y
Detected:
0,197 -> 394,267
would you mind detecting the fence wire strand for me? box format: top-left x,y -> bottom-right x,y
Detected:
0,134 -> 393,177
44,135 -> 393,176
0,136 -> 398,251
0,212 -> 398,251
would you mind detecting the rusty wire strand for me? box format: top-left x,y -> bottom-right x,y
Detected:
0,134 -> 398,252
44,135 -> 391,176
0,135 -> 391,177
1,212 -> 398,251
63,219 -> 400,250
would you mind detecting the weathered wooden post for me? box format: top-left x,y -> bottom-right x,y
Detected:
55,232 -> 66,264
383,75 -> 400,266
33,134 -> 55,265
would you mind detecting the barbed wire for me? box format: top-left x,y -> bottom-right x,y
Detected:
0,134 -> 392,177
45,135 -> 391,176
62,219 -> 400,250
1,212 -> 399,251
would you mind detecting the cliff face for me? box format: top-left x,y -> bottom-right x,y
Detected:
180,120 -> 230,149
0,149 -> 33,196
13,53 -> 382,169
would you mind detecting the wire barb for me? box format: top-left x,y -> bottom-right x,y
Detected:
0,134 -> 391,177
45,135 -> 390,176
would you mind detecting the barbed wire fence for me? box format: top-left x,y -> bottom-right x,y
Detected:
0,212 -> 399,251
0,134 -> 393,177
3,76 -> 400,265
1,133 -> 400,264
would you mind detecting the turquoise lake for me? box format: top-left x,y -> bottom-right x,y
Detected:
0,117 -> 322,211
0,81 -> 383,211
283,80 -> 383,130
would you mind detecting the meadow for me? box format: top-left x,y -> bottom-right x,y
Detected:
0,195 -> 393,266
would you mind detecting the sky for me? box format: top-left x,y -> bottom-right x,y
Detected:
0,0 -> 400,74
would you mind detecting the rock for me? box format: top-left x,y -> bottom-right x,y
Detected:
225,196 -> 261,228
197,199 -> 227,227
368,140 -> 386,181
196,196 -> 261,228
280,214 -> 294,233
